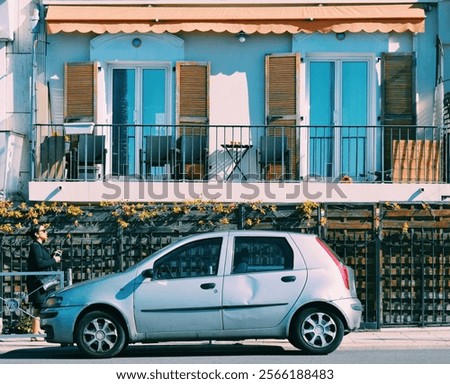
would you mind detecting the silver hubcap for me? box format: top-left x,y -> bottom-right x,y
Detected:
301,312 -> 337,349
83,317 -> 118,353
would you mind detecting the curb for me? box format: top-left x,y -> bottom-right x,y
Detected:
1,327 -> 450,353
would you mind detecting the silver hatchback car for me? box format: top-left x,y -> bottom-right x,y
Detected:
41,231 -> 362,358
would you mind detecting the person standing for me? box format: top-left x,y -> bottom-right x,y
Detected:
26,224 -> 62,338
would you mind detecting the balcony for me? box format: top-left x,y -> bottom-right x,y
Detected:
30,124 -> 449,203
33,124 -> 446,183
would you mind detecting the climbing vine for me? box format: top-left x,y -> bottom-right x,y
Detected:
0,199 -> 443,237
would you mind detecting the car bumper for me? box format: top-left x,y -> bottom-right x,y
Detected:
40,305 -> 85,344
332,297 -> 362,331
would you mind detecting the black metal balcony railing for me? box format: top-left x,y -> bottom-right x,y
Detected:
33,124 -> 448,184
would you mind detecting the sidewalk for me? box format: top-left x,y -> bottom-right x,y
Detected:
339,326 -> 450,350
1,327 -> 450,354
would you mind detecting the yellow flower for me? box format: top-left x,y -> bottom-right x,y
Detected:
117,219 -> 129,228
67,205 -> 84,216
172,205 -> 182,214
0,224 -> 13,233
402,222 -> 409,234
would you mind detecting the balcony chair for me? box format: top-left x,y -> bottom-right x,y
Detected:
77,135 -> 106,180
176,135 -> 208,180
260,136 -> 290,180
144,135 -> 175,180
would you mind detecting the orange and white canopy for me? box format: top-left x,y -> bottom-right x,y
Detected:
45,4 -> 426,35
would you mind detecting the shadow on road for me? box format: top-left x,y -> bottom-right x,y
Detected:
0,343 -> 309,360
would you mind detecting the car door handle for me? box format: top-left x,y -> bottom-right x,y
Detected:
200,283 -> 216,290
281,276 -> 296,283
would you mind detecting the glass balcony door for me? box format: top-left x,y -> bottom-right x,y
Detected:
308,58 -> 371,181
112,66 -> 169,178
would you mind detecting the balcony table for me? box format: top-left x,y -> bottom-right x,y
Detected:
221,143 -> 253,180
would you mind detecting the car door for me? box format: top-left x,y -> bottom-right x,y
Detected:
133,236 -> 224,334
222,234 -> 307,330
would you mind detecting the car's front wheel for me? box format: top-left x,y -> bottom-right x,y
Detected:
75,310 -> 126,358
289,307 -> 344,355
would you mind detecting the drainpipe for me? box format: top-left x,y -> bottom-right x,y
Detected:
29,1 -> 41,182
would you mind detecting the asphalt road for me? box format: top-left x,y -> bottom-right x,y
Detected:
0,340 -> 449,364
1,334 -> 448,384
1,327 -> 450,364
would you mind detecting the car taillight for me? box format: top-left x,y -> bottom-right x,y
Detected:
316,237 -> 350,290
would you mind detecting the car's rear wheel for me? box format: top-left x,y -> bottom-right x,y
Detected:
289,307 -> 344,355
75,310 -> 126,358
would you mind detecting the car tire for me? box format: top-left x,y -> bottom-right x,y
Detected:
289,307 -> 344,355
75,310 -> 126,358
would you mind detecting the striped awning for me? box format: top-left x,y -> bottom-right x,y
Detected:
45,4 -> 426,35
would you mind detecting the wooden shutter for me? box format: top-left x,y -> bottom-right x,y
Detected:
176,61 -> 209,132
176,62 -> 210,179
64,62 -> 98,122
265,53 -> 300,179
381,53 -> 416,126
381,53 -> 416,179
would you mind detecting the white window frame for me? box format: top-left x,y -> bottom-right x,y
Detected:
303,53 -> 377,181
107,61 -> 173,176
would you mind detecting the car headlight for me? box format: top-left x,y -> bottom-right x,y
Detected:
44,296 -> 64,308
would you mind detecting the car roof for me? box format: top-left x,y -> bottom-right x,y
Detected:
190,230 -> 317,238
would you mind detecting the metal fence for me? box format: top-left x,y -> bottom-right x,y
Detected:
34,124 -> 447,184
0,271 -> 64,336
1,202 -> 450,334
326,230 -> 450,328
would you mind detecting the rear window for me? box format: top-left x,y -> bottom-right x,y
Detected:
232,236 -> 293,274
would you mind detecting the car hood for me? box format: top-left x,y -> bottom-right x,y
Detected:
52,269 -> 140,306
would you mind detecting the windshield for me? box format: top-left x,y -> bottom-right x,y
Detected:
123,235 -> 194,272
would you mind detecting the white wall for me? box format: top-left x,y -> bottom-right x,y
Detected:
1,37 -> 8,197
27,1 -> 449,204
1,0 -> 36,200
46,31 -> 292,127
46,33 -> 92,124
45,23 -> 440,130
28,180 -> 450,204
0,44 -> 6,131
415,6 -> 439,126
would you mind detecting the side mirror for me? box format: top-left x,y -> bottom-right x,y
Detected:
142,269 -> 154,279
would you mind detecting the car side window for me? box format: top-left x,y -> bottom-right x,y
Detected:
153,238 -> 222,280
232,237 -> 293,274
